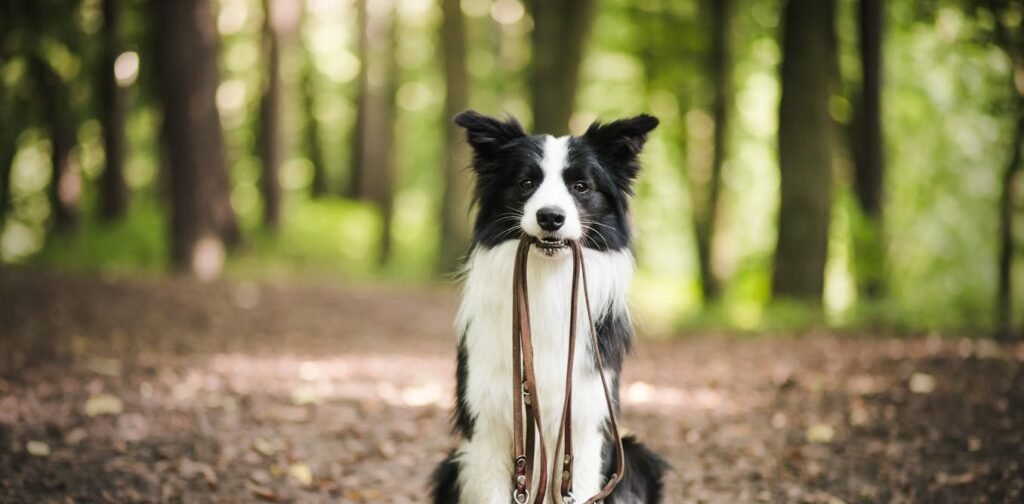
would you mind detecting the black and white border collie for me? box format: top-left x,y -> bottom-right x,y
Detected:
432,111 -> 666,503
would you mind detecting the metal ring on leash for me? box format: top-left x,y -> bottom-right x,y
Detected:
513,489 -> 530,503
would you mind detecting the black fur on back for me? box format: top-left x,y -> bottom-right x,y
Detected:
452,336 -> 475,437
605,434 -> 669,503
593,308 -> 633,378
431,450 -> 461,503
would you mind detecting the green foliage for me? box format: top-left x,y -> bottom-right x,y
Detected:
2,0 -> 1022,335
883,2 -> 1013,330
33,194 -> 167,274
229,197 -> 381,280
230,195 -> 437,282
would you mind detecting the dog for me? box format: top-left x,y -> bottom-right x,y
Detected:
432,110 -> 666,503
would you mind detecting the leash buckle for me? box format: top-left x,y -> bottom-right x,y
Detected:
513,489 -> 530,503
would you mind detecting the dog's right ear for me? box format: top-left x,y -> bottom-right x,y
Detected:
454,110 -> 526,158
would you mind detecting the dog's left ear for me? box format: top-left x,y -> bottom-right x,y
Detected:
454,110 -> 527,159
583,114 -> 659,179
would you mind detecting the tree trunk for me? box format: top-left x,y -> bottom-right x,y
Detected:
772,0 -> 836,302
850,0 -> 886,299
31,58 -> 80,234
99,0 -> 129,221
527,0 -> 596,135
258,0 -> 283,230
0,87 -> 20,226
0,126 -> 15,226
997,95 -> 1023,340
347,0 -> 370,199
437,0 -> 472,272
302,42 -> 328,197
693,0 -> 731,303
992,0 -> 1024,340
152,0 -> 239,278
350,0 -> 398,265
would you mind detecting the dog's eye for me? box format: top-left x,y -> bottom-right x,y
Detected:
572,182 -> 590,194
519,179 -> 535,190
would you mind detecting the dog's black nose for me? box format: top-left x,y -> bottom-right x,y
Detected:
536,207 -> 565,231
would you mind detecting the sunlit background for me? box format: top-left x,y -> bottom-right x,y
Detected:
1,0 -> 1022,334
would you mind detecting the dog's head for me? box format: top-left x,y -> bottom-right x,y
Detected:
455,110 -> 658,256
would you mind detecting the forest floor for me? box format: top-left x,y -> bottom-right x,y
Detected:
1,268 -> 1023,503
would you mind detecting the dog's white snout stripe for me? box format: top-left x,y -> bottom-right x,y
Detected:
521,135 -> 582,240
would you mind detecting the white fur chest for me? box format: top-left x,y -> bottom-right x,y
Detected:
455,241 -> 633,502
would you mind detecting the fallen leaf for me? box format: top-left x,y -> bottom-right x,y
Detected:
86,357 -> 122,377
967,436 -> 982,452
909,372 -> 936,394
83,393 -> 124,417
344,489 -> 383,500
64,427 -> 88,445
26,440 -> 50,457
290,384 -> 320,406
377,440 -> 397,458
247,482 -> 279,502
849,407 -> 871,427
249,469 -> 273,485
316,478 -> 340,494
253,437 -> 281,457
806,423 -> 835,444
179,457 -> 218,486
937,471 -> 975,486
254,404 -> 309,423
625,381 -> 655,403
849,399 -> 871,427
298,361 -> 320,381
288,463 -> 313,487
117,413 -> 149,442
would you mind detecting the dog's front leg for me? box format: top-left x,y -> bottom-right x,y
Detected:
564,378 -> 610,500
456,423 -> 513,503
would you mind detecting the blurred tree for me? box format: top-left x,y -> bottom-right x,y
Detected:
349,0 -> 399,265
989,0 -> 1024,340
0,5 -> 13,226
348,0 -> 369,200
16,0 -> 85,234
0,102 -> 17,226
258,0 -> 285,231
0,31 -> 23,227
773,0 -> 837,302
31,57 -> 80,234
850,0 -> 886,300
301,2 -> 328,198
152,0 -> 239,277
693,0 -> 732,302
99,0 -> 129,222
527,0 -> 596,135
438,0 -> 472,272
302,66 -> 328,197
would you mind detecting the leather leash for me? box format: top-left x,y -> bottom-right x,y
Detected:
511,237 -> 625,504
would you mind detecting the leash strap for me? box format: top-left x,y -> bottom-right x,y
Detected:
512,238 -> 547,504
511,238 -> 625,504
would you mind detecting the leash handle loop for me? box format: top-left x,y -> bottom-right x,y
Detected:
511,237 -> 625,504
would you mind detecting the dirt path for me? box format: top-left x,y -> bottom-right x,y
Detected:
1,269 -> 1022,503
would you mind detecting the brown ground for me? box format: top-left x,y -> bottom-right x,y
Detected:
1,268 -> 1022,503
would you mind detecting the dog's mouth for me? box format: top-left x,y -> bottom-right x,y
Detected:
533,236 -> 568,256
